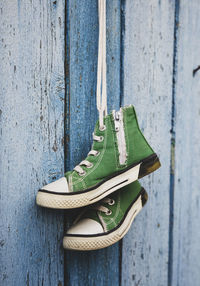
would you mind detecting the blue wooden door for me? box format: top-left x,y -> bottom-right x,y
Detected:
0,1 -> 200,285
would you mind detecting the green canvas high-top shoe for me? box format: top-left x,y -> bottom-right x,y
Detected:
63,180 -> 148,251
36,105 -> 160,209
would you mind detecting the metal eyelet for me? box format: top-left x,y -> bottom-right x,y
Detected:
99,125 -> 106,131
79,170 -> 86,176
108,199 -> 115,206
95,151 -> 100,156
105,209 -> 112,216
87,163 -> 93,168
98,136 -> 104,142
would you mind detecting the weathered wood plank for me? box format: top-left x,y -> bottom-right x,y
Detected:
64,0 -> 122,285
121,1 -> 175,285
0,1 -> 65,285
171,1 -> 200,285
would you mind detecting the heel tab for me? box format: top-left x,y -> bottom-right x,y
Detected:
123,104 -> 134,109
121,105 -> 138,121
123,104 -> 136,113
141,188 -> 148,206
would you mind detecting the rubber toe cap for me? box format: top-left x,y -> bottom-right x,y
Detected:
41,177 -> 69,193
67,218 -> 104,235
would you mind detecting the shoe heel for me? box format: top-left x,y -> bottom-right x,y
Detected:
141,188 -> 148,206
139,153 -> 161,178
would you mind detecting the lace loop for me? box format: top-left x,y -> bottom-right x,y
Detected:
72,197 -> 114,226
88,150 -> 100,156
91,197 -> 115,214
105,209 -> 112,216
73,134 -> 103,175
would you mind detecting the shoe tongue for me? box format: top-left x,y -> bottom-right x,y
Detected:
80,208 -> 102,226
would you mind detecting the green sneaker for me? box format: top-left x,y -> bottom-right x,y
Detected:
63,181 -> 148,251
36,105 -> 160,209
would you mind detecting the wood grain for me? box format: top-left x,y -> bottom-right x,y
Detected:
171,1 -> 200,285
64,0 -> 122,285
121,1 -> 175,285
0,1 -> 65,285
1,1 -> 200,285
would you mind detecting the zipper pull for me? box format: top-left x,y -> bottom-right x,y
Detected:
115,111 -> 120,121
113,111 -> 120,132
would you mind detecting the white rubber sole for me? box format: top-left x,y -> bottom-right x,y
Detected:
63,193 -> 143,251
36,163 -> 141,209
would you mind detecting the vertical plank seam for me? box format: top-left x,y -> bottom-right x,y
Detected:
64,0 -> 70,285
120,0 -> 125,107
119,0 -> 126,285
64,0 -> 71,173
168,1 -> 180,285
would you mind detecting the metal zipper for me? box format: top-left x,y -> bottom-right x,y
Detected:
113,109 -> 127,165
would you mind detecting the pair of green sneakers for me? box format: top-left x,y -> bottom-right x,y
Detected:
36,105 -> 161,251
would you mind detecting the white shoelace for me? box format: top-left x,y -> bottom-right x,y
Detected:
73,197 -> 115,225
74,0 -> 107,176
73,133 -> 102,175
97,0 -> 107,130
91,197 -> 115,215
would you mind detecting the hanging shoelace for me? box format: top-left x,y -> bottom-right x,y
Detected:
97,0 -> 107,130
74,0 -> 107,176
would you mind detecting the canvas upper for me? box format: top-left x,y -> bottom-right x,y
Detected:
64,105 -> 155,193
65,180 -> 145,235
